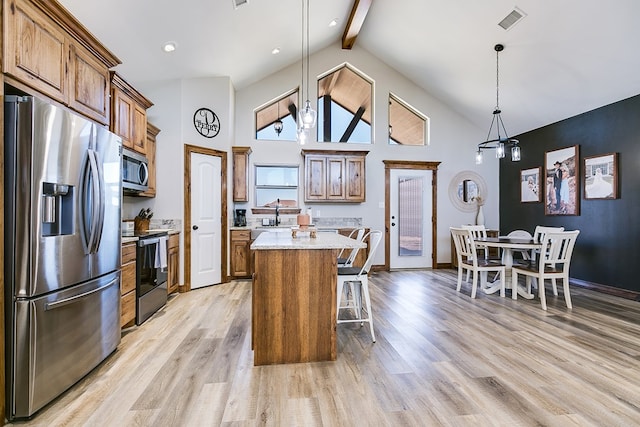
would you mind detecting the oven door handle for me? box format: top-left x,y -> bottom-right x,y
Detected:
139,238 -> 160,247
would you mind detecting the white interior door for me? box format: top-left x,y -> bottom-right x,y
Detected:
190,153 -> 222,288
390,169 -> 432,269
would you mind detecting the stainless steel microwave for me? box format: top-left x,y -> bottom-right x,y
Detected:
122,148 -> 149,193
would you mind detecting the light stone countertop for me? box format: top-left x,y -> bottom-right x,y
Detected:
251,231 -> 365,250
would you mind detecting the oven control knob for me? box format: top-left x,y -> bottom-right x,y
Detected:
193,225 -> 199,230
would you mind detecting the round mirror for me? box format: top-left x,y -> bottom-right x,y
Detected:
448,171 -> 488,212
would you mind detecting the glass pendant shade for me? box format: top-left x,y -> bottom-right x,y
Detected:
475,150 -> 483,165
495,142 -> 505,158
511,144 -> 521,161
296,126 -> 308,145
299,100 -> 317,129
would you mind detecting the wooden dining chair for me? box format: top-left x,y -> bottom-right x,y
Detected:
460,224 -> 501,283
530,226 -> 565,293
506,229 -> 533,263
337,227 -> 365,267
511,230 -> 580,310
337,230 -> 382,342
532,226 -> 565,260
450,227 -> 506,298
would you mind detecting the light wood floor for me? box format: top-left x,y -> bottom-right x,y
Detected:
8,269 -> 640,426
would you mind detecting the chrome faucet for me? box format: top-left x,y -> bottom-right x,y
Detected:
275,198 -> 280,226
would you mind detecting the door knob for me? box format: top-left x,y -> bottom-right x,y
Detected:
193,225 -> 199,230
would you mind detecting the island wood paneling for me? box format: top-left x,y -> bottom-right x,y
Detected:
252,249 -> 337,365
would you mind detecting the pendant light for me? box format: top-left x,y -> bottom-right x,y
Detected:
273,101 -> 283,137
475,44 -> 520,164
297,0 -> 316,144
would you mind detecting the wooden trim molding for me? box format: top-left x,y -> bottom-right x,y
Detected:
183,144 -> 228,291
30,0 -> 121,67
570,278 -> 640,301
383,160 -> 441,271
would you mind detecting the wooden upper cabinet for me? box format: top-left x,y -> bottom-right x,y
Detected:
3,0 -> 120,124
345,156 -> 366,201
305,155 -> 327,200
68,41 -> 111,124
4,0 -> 68,101
132,103 -> 147,153
140,123 -> 160,198
110,72 -> 153,155
112,87 -> 133,148
232,146 -> 252,202
302,150 -> 368,203
327,157 -> 346,200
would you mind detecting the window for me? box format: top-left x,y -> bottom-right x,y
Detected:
254,165 -> 299,207
389,93 -> 429,146
317,64 -> 372,143
255,90 -> 299,141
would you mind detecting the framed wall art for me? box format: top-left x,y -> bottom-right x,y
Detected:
584,152 -> 618,199
520,167 -> 541,203
545,145 -> 580,216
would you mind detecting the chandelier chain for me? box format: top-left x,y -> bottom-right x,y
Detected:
306,0 -> 310,102
495,47 -> 500,110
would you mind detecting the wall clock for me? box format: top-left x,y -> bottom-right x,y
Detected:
193,107 -> 221,138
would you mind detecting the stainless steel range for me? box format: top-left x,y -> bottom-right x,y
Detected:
133,231 -> 169,325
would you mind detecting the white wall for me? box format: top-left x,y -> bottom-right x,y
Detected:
235,42 -> 500,265
127,76 -> 235,284
127,41 -> 501,273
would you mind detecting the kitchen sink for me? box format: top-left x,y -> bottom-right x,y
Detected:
251,227 -> 291,239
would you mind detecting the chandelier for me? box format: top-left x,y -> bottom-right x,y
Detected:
297,0 -> 316,144
475,44 -> 520,164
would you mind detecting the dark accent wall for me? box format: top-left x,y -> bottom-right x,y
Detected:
500,94 -> 640,293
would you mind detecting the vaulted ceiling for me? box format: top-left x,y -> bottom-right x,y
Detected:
58,0 -> 640,136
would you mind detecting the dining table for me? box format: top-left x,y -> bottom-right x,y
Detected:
474,236 -> 542,299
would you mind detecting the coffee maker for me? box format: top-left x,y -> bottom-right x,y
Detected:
234,209 -> 247,227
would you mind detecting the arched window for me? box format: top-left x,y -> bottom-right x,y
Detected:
389,93 -> 429,146
255,89 -> 299,141
317,64 -> 372,143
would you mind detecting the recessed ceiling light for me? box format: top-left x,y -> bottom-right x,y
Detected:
271,47 -> 281,55
329,19 -> 338,27
162,41 -> 177,53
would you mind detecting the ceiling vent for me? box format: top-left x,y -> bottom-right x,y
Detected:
498,7 -> 526,30
233,0 -> 249,9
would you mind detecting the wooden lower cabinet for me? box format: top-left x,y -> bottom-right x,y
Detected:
121,242 -> 137,328
230,229 -> 252,278
167,233 -> 180,294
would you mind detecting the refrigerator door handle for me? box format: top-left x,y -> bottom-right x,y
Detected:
44,277 -> 119,311
86,149 -> 102,253
90,147 -> 106,252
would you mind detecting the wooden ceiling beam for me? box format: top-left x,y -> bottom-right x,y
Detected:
342,0 -> 373,50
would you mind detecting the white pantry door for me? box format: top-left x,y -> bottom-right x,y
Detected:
389,168 -> 432,269
190,153 -> 222,288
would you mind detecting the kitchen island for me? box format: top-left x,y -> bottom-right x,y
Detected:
250,231 -> 366,365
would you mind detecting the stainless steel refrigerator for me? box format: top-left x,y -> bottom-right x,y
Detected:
4,95 -> 122,420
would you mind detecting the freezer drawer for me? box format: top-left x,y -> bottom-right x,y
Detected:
8,271 -> 121,420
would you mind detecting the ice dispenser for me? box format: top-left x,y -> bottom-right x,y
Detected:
42,182 -> 73,236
